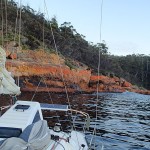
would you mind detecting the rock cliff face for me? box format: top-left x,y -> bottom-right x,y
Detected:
5,49 -> 91,93
5,49 -> 150,95
6,60 -> 91,93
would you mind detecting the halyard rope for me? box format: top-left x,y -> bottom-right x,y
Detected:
43,0 -> 80,146
90,0 -> 104,149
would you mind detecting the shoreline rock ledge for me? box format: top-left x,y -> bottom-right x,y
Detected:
5,49 -> 150,95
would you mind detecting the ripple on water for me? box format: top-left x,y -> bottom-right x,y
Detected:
73,92 -> 150,150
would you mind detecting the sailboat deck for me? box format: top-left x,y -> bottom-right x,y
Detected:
0,101 -> 42,130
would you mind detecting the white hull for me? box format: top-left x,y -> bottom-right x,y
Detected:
45,130 -> 88,150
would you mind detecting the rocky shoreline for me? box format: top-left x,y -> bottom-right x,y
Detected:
5,49 -> 150,95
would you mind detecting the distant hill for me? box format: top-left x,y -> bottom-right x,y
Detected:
0,0 -> 150,90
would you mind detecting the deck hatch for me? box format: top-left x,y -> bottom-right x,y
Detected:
14,105 -> 30,111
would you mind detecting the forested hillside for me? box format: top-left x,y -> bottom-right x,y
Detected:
0,0 -> 150,89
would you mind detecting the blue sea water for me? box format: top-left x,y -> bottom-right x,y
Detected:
72,92 -> 150,150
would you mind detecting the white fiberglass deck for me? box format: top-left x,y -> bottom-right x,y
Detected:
0,101 -> 43,130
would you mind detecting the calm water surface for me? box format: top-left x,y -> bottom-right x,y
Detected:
32,91 -> 150,150
71,92 -> 150,150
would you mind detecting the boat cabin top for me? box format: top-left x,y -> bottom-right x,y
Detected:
0,101 -> 43,131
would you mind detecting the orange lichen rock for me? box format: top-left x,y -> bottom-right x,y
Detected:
121,81 -> 132,87
7,53 -> 17,59
4,49 -> 150,95
6,59 -> 91,93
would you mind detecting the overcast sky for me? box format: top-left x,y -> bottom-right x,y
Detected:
21,0 -> 150,56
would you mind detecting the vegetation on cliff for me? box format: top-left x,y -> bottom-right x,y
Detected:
0,0 -> 150,90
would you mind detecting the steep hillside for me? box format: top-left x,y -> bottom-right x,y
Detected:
0,0 -> 150,90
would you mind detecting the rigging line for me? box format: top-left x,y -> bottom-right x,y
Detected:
10,0 -> 19,70
17,0 -> 22,87
40,3 -> 61,125
1,0 -> 4,46
13,1 -> 19,45
43,0 -> 71,108
18,0 -> 22,52
30,8 -> 60,125
90,0 -> 104,147
42,1 -> 45,51
18,0 -> 22,49
44,1 -> 80,146
42,78 -> 61,124
31,78 -> 42,101
42,4 -> 63,111
4,0 -> 7,44
42,0 -> 65,117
